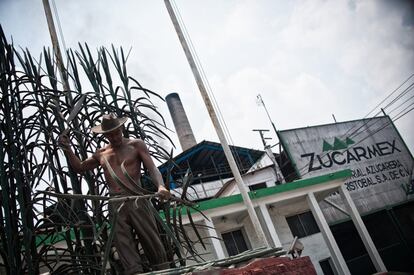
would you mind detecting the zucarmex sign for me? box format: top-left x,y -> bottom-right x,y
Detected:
278,116 -> 414,215
302,138 -> 401,173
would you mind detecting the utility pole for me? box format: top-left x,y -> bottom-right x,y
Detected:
164,0 -> 269,247
42,0 -> 71,96
252,129 -> 272,148
253,129 -> 285,184
256,94 -> 289,179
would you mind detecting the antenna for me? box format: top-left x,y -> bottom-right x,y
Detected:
257,94 -> 278,139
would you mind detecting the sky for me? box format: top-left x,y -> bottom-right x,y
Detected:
1,0 -> 413,157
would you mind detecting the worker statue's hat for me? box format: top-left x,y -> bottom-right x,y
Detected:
91,113 -> 127,134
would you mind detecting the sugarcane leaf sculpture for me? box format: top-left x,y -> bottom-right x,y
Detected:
0,25 -> 211,274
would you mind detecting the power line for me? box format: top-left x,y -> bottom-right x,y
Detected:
333,76 -> 414,143
339,80 -> 414,145
339,80 -> 414,143
382,82 -> 414,110
364,73 -> 414,118
324,75 -> 414,150
387,93 -> 414,115
392,101 -> 414,122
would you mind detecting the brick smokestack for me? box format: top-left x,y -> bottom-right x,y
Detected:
165,93 -> 197,151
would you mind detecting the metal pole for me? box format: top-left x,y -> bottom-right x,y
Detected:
252,129 -> 271,148
42,0 -> 71,94
257,94 -> 278,138
164,0 -> 269,247
257,94 -> 287,177
252,129 -> 285,183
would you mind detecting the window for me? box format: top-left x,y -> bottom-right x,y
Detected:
319,258 -> 335,275
222,229 -> 249,256
286,211 -> 320,238
248,182 -> 267,191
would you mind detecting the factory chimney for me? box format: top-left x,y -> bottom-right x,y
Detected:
165,93 -> 197,151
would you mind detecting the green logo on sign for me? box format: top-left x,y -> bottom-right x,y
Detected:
322,137 -> 355,152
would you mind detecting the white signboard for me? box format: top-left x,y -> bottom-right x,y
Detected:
279,116 -> 414,218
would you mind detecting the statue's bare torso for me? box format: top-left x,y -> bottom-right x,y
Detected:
94,138 -> 144,193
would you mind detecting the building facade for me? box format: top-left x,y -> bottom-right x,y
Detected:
164,116 -> 414,274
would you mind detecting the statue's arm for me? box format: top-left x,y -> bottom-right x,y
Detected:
136,140 -> 170,199
58,135 -> 99,173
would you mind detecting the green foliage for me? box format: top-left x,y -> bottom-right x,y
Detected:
0,25 -> 207,274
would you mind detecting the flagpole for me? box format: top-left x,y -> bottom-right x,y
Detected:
164,0 -> 269,247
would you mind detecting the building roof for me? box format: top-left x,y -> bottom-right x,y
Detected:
158,140 -> 266,184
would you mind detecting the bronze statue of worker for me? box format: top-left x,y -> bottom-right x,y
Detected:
59,113 -> 170,274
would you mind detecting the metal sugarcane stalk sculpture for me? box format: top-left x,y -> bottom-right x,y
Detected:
0,25 -> 208,274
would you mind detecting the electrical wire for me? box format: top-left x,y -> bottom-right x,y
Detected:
392,101 -> 414,122
387,93 -> 414,115
335,81 -> 414,147
334,78 -> 414,144
323,75 -> 414,149
382,82 -> 414,110
364,73 -> 414,118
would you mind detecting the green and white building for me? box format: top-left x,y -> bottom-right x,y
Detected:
162,116 -> 414,274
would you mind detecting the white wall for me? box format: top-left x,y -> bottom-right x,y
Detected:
219,167 -> 277,197
181,224 -> 217,265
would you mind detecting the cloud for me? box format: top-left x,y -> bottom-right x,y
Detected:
1,0 -> 413,154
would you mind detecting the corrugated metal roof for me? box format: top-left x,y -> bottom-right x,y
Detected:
158,140 -> 266,184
